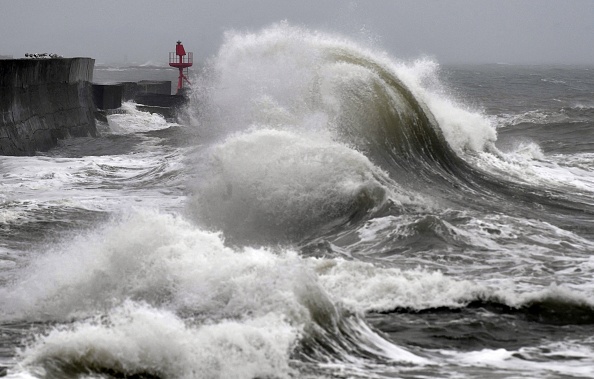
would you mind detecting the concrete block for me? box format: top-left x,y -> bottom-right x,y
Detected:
92,84 -> 123,110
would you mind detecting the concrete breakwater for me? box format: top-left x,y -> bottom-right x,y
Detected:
0,58 -> 97,155
93,80 -> 187,120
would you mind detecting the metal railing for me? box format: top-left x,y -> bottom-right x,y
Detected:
169,52 -> 193,65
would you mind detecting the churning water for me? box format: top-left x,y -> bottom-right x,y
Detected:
2,23 -> 594,378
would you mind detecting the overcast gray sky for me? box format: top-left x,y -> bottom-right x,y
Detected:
1,0 -> 593,65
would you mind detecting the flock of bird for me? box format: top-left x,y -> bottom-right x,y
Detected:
24,53 -> 62,59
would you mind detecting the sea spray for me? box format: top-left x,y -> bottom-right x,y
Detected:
2,210 -> 430,377
185,23 -> 503,245
17,302 -> 298,379
189,128 -> 391,244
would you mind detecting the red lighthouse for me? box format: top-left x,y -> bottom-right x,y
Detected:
169,40 -> 193,94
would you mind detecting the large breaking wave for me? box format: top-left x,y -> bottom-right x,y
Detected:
186,23 -> 594,247
185,23 -> 501,246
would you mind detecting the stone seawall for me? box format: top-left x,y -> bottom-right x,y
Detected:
0,58 -> 97,155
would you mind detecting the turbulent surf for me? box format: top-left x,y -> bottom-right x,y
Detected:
1,23 -> 594,378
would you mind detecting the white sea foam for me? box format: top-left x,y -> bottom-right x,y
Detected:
469,145 -> 594,196
0,153 -> 185,235
342,210 -> 594,289
572,102 -> 594,110
0,210 -> 330,324
313,258 -> 487,312
107,102 -> 176,134
391,59 -> 498,153
438,339 -> 594,378
15,301 -> 298,379
1,210 -> 431,375
496,109 -> 571,127
311,255 -> 594,315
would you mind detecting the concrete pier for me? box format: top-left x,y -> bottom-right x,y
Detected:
92,80 -> 187,119
0,58 -> 97,155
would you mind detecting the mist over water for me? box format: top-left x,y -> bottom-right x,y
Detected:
1,23 -> 594,378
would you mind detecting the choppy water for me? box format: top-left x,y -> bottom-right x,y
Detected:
1,24 -> 594,378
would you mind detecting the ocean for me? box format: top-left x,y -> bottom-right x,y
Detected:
1,24 -> 594,378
